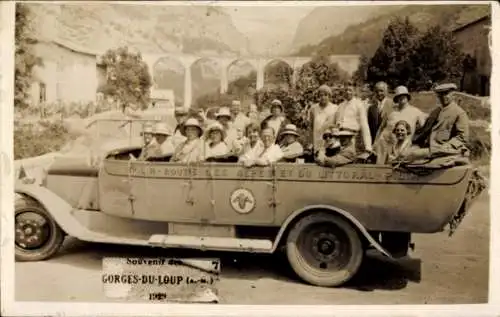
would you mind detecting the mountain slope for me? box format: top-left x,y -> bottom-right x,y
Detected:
291,5 -> 401,52
27,3 -> 251,55
294,4 -> 490,57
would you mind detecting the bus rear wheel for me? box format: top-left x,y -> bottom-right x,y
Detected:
286,213 -> 363,287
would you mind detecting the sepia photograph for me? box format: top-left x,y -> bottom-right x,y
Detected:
1,0 -> 497,315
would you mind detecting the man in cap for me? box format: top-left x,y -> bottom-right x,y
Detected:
308,85 -> 339,153
315,128 -> 357,168
231,100 -> 251,131
137,122 -> 175,161
408,83 -> 469,160
278,124 -> 304,162
367,81 -> 393,144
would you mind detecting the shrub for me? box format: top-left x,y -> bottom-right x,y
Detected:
14,121 -> 71,159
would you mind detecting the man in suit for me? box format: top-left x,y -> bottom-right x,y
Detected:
366,81 -> 393,144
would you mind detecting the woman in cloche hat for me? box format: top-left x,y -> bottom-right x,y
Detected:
204,122 -> 229,160
261,99 -> 288,142
373,85 -> 427,164
171,118 -> 205,163
278,124 -> 304,162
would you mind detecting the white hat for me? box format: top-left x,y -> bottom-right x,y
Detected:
215,107 -> 232,118
205,122 -> 226,139
393,86 -> 411,102
270,99 -> 283,111
434,83 -> 458,94
140,122 -> 154,135
152,122 -> 172,136
279,124 -> 299,138
174,107 -> 189,115
332,128 -> 356,137
180,118 -> 203,136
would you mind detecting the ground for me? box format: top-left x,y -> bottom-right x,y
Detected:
15,192 -> 489,305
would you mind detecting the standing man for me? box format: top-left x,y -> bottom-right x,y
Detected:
308,85 -> 338,153
367,81 -> 393,144
329,82 -> 372,155
231,100 -> 251,131
408,83 -> 469,160
172,106 -> 189,148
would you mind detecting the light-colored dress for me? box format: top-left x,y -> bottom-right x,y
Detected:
171,138 -> 205,163
374,104 -> 427,164
257,144 -> 284,165
233,113 -> 251,131
204,141 -> 229,159
238,140 -> 264,163
266,116 -> 285,139
308,102 -> 338,151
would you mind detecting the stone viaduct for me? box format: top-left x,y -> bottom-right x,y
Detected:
140,53 -> 360,108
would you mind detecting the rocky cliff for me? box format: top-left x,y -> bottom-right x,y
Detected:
27,3 -> 251,55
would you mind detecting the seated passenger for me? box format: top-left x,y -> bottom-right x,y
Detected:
278,124 -> 304,161
386,120 -> 412,164
408,83 -> 470,162
240,127 -> 283,167
204,122 -> 229,160
315,128 -> 357,168
315,127 -> 341,158
131,122 -> 154,161
171,118 -> 205,164
137,122 -> 175,161
234,122 -> 261,157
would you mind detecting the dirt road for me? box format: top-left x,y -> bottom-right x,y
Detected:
15,193 -> 489,304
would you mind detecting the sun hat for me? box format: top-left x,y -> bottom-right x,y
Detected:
279,124 -> 300,138
140,122 -> 154,136
205,121 -> 226,140
180,117 -> 203,137
215,107 -> 232,119
174,107 -> 188,115
317,84 -> 333,96
152,122 -> 172,136
393,86 -> 411,102
433,83 -> 458,94
270,99 -> 283,111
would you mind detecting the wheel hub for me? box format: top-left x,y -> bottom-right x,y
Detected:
311,232 -> 341,262
15,218 -> 47,249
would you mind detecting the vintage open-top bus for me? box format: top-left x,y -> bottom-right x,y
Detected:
14,117 -> 486,287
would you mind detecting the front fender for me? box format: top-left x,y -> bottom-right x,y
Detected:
272,204 -> 393,258
15,183 -> 96,241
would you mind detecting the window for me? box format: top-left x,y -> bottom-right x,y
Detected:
39,82 -> 46,103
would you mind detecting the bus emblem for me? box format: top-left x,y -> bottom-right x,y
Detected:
230,188 -> 255,214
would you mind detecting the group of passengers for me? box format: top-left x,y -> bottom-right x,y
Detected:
134,80 -> 470,168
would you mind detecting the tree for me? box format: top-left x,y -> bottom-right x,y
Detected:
14,3 -> 42,108
366,17 -> 420,89
352,54 -> 369,86
100,46 -> 152,109
411,25 -> 464,90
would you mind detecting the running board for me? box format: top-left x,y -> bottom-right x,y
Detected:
148,235 -> 274,253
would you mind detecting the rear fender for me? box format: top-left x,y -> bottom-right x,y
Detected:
15,183 -> 95,240
272,204 -> 394,259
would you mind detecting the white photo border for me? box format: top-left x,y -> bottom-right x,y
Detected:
1,1 -> 499,316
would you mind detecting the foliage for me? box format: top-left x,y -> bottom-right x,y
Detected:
352,54 -> 369,85
366,17 -> 420,89
100,46 -> 153,109
14,121 -> 71,160
410,25 -> 464,89
14,3 -> 42,108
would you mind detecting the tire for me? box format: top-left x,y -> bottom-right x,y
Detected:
15,195 -> 65,261
286,212 -> 364,287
